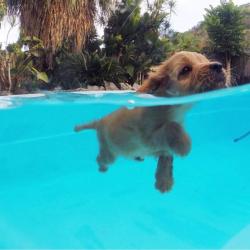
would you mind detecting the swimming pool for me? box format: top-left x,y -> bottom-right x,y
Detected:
0,85 -> 250,248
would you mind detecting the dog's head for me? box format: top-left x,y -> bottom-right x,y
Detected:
137,51 -> 227,96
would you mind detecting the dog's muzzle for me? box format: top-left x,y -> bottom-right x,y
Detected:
200,63 -> 227,92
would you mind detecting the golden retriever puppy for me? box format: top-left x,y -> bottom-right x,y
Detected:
74,51 -> 226,193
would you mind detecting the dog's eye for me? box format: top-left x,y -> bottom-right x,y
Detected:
179,66 -> 192,76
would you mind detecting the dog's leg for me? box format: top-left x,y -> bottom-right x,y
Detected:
151,121 -> 191,156
165,122 -> 191,156
96,132 -> 115,172
97,148 -> 115,172
155,155 -> 174,193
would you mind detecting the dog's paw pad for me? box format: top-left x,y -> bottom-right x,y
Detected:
99,166 -> 108,173
175,139 -> 191,156
155,178 -> 173,193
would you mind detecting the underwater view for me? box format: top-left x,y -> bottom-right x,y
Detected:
0,85 -> 250,248
1,0 -> 250,248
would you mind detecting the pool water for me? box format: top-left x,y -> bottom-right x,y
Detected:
0,85 -> 250,248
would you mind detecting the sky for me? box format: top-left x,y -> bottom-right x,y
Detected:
0,16 -> 20,48
170,0 -> 250,32
0,0 -> 250,48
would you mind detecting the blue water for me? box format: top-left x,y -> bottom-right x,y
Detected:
0,85 -> 250,248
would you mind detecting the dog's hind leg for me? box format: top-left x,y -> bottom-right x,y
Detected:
97,148 -> 115,172
155,155 -> 174,193
96,132 -> 115,172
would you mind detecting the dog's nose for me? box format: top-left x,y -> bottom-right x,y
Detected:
209,63 -> 223,73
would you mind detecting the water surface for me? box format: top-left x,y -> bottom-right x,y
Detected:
0,85 -> 250,248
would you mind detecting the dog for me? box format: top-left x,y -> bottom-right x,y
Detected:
74,51 -> 226,193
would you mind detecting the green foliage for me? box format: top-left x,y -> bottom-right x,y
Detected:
8,36 -> 48,81
52,30 -> 124,89
4,36 -> 48,93
3,0 -> 250,91
52,0 -> 173,88
239,4 -> 250,53
52,29 -> 126,89
169,32 -> 203,53
53,50 -> 126,89
0,0 -> 6,25
103,0 -> 173,85
204,0 -> 245,58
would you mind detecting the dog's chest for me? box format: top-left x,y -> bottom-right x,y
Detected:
141,104 -> 190,125
107,104 -> 191,159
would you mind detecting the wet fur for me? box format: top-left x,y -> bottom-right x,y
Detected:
75,51 -> 226,193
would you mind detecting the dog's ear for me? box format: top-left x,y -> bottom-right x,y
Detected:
137,75 -> 168,94
137,67 -> 170,95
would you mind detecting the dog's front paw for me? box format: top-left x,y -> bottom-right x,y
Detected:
155,177 -> 173,193
174,133 -> 191,156
98,165 -> 108,173
166,122 -> 191,156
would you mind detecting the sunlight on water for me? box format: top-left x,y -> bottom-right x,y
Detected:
0,84 -> 250,248
1,84 -> 250,109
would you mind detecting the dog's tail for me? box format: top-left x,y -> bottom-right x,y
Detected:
74,120 -> 98,132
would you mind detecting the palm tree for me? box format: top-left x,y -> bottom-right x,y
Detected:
6,0 -> 114,66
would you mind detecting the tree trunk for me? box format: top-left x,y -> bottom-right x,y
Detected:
7,60 -> 14,94
225,55 -> 231,86
8,61 -> 18,94
0,55 -> 9,91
